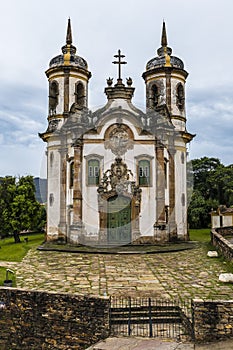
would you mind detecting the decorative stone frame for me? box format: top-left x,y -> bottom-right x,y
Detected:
84,154 -> 104,187
75,81 -> 85,108
97,158 -> 141,244
176,82 -> 185,111
135,154 -> 154,187
146,80 -> 165,110
49,80 -> 59,115
98,191 -> 141,244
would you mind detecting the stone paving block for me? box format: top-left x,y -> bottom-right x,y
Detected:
11,246 -> 233,302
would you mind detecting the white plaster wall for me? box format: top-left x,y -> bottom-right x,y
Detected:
174,147 -> 187,238
223,216 -> 233,227
82,141 -> 156,236
164,148 -> 169,205
172,119 -> 186,133
47,147 -> 61,238
212,216 -> 220,228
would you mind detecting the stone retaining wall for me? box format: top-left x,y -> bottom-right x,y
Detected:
192,299 -> 233,342
2,288 -> 233,346
216,226 -> 233,237
211,227 -> 233,261
0,288 -> 110,350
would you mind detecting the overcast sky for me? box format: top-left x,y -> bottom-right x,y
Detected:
0,0 -> 233,177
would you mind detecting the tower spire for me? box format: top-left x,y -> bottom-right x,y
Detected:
66,18 -> 72,45
161,21 -> 168,47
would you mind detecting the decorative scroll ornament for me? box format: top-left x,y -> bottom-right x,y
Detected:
105,124 -> 133,157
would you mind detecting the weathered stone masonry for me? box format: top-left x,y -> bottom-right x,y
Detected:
0,288 -> 110,350
211,227 -> 233,262
192,299 -> 233,343
2,288 -> 233,346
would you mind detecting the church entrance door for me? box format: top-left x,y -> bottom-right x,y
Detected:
107,195 -> 131,244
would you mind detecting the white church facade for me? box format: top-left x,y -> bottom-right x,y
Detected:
40,20 -> 194,246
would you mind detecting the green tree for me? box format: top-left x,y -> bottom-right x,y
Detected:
0,176 -> 46,238
11,176 -> 46,232
188,157 -> 233,228
191,157 -> 221,200
0,176 -> 16,237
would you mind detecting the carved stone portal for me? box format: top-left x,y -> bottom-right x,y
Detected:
97,157 -> 141,245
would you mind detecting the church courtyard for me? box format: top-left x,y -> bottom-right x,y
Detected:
6,243 -> 233,302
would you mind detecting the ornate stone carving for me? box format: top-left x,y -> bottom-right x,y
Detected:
46,119 -> 60,133
98,157 -> 138,197
104,124 -> 133,157
97,157 -> 142,244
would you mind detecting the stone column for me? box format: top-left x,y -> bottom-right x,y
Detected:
165,70 -> 172,113
70,139 -> 85,243
63,68 -> 70,115
154,141 -> 167,242
168,147 -> 177,240
156,142 -> 165,223
73,140 -> 83,224
97,192 -> 107,244
58,147 -> 67,241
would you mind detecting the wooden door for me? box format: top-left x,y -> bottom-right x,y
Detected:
107,196 -> 131,244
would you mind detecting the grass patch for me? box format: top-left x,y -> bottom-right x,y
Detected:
190,228 -> 233,275
0,233 -> 45,262
189,228 -> 211,243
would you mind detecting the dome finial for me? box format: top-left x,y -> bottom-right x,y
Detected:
161,20 -> 168,47
66,18 -> 72,45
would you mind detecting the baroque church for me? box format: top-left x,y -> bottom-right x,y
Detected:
39,19 -> 194,246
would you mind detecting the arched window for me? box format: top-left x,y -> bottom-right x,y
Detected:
75,82 -> 85,108
70,162 -> 74,188
49,80 -> 59,115
88,159 -> 100,185
138,159 -> 150,186
176,83 -> 185,111
151,84 -> 159,108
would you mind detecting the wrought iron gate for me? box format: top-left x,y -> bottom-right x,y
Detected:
110,297 -> 194,341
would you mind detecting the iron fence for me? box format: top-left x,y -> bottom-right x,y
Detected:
110,296 -> 194,341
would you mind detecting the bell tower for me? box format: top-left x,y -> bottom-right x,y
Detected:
142,21 -> 188,133
40,19 -> 91,242
142,22 -> 195,241
45,18 -> 91,131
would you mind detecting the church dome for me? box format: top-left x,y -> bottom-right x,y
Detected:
146,52 -> 184,71
49,19 -> 88,70
146,22 -> 184,71
49,53 -> 88,69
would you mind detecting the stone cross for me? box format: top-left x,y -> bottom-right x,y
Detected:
112,49 -> 127,82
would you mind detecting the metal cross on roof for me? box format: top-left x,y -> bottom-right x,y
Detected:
112,49 -> 127,82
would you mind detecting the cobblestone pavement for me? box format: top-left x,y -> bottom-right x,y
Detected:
4,245 -> 233,349
15,245 -> 233,301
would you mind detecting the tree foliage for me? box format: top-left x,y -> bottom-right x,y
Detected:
0,176 -> 46,238
188,157 -> 233,228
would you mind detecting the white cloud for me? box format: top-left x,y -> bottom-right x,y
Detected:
0,0 -> 233,174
